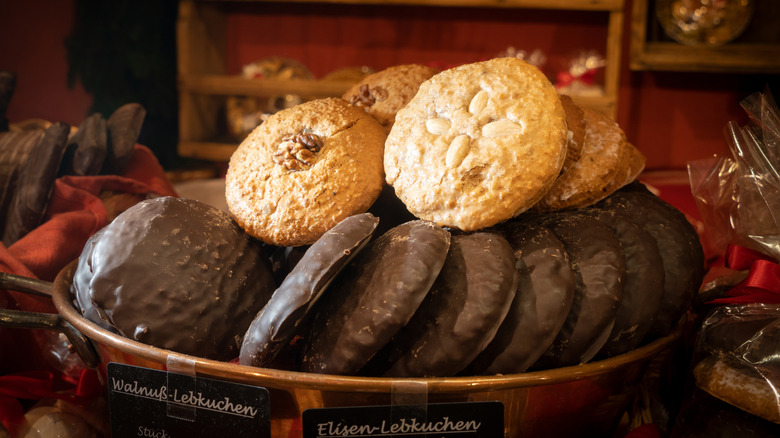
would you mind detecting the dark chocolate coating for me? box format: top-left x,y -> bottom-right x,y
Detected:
75,196 -> 276,361
470,220 -> 575,375
585,208 -> 666,358
369,232 -> 518,378
301,220 -> 450,375
697,304 -> 780,363
3,122 -> 70,246
239,212 -> 379,367
70,112 -> 107,176
71,227 -> 118,334
0,129 -> 41,234
532,212 -> 625,369
104,103 -> 146,175
599,185 -> 705,337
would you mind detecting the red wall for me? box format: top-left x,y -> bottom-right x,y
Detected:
0,0 -> 93,126
1,0 -> 775,170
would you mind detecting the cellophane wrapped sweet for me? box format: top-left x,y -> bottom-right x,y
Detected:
684,87 -> 780,427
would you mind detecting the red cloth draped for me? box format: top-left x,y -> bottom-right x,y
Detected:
0,145 -> 177,434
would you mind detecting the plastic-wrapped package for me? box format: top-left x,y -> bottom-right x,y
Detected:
692,304 -> 780,424
690,87 -> 780,264
680,88 -> 780,430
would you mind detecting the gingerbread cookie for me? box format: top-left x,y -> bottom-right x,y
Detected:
365,232 -> 518,377
598,184 -> 704,337
239,213 -> 379,368
301,220 -> 450,375
537,107 -> 630,210
470,220 -> 576,375
342,64 -> 437,133
73,196 -> 276,361
559,94 -> 585,175
585,207 -> 665,358
531,212 -> 625,369
225,97 -> 386,247
599,141 -> 646,196
694,356 -> 780,424
384,57 -> 568,231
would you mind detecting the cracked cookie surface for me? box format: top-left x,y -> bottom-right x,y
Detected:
226,97 -> 386,246
384,57 -> 567,231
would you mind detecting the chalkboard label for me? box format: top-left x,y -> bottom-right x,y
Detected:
107,362 -> 270,437
302,401 -> 504,438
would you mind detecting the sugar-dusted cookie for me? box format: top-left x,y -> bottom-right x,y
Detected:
384,57 -> 568,231
537,106 -> 629,210
559,94 -> 586,176
225,97 -> 386,247
342,64 -> 437,133
301,220 -> 450,375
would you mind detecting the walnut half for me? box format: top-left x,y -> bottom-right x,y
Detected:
272,132 -> 324,171
350,84 -> 388,108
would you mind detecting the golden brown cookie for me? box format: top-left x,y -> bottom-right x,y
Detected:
384,57 -> 568,231
536,106 -> 628,210
694,356 -> 780,424
342,64 -> 437,133
559,94 -> 586,175
225,97 -> 386,247
599,141 -> 646,197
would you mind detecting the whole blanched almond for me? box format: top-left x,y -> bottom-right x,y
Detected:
469,90 -> 489,115
482,119 -> 525,137
426,118 -> 451,136
446,134 -> 471,168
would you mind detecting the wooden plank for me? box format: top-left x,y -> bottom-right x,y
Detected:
180,76 -> 355,98
602,9 -> 623,120
629,0 -> 780,73
178,140 -> 238,162
178,0 -> 226,76
632,42 -> 780,73
248,0 -> 624,12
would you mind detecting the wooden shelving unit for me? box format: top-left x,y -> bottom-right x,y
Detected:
177,0 -> 626,162
630,0 -> 780,73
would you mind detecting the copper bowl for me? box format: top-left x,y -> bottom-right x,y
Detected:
51,261 -> 681,438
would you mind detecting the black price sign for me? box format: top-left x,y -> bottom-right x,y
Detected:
106,362 -> 270,437
302,401 -> 504,438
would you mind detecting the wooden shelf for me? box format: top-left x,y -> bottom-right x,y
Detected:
630,0 -> 780,73
180,76 -> 355,98
249,0 -> 625,11
177,0 -> 626,162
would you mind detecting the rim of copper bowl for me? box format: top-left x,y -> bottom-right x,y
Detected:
52,260 -> 682,394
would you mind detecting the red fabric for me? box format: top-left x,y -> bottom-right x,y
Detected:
0,144 -> 177,433
0,144 -> 176,372
0,369 -> 101,436
624,423 -> 661,438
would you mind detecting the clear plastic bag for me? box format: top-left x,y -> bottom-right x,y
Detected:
684,87 -> 780,425
690,87 -> 780,261
692,303 -> 780,424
